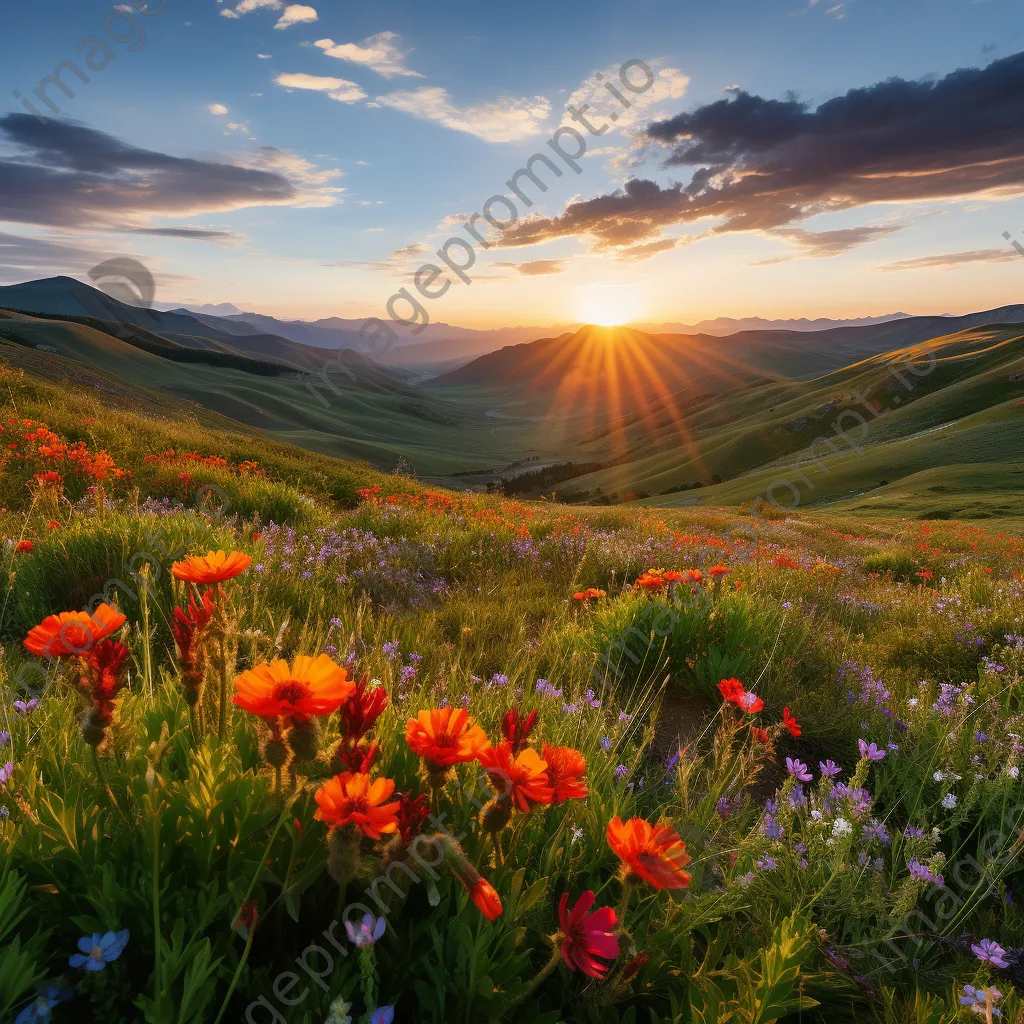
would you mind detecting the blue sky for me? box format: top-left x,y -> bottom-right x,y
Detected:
3,0 -> 1024,325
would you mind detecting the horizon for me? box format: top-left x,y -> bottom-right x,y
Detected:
2,1 -> 1023,328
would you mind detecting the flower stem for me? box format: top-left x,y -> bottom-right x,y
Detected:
152,808 -> 164,1017
499,942 -> 561,1020
615,877 -> 636,932
217,634 -> 229,741
90,746 -> 127,822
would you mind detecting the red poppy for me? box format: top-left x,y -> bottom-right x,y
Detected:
542,743 -> 588,802
500,708 -> 537,754
717,677 -> 763,713
606,816 -> 692,889
782,707 -> 801,738
14,540 -> 33,554
662,570 -> 684,583
558,891 -> 619,978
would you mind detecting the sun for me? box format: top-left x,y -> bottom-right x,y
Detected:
574,283 -> 642,327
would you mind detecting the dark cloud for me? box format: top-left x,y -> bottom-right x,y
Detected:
878,248 -> 1019,272
776,225 -> 901,256
0,230 -> 108,280
499,52 -> 1024,255
128,227 -> 238,241
0,114 -> 300,228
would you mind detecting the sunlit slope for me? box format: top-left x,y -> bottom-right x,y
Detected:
566,325 -> 1024,499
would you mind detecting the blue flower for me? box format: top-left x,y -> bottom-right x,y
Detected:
69,929 -> 129,970
369,1008 -> 395,1024
345,914 -> 386,947
14,982 -> 73,1024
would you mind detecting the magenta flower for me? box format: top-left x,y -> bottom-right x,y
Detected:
785,757 -> 812,782
858,739 -> 885,761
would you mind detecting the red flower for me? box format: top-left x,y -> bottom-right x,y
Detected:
686,569 -> 704,584
313,771 -> 401,839
500,708 -> 537,754
340,677 -> 389,744
573,587 -> 606,601
395,792 -> 431,844
171,590 -> 215,667
558,891 -> 619,978
708,564 -> 730,579
751,726 -> 771,746
782,707 -> 801,738
79,639 -> 130,723
335,739 -> 381,774
718,678 -> 764,713
14,540 -> 33,554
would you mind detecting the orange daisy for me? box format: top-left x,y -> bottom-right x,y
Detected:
478,741 -> 554,812
24,603 -> 126,658
313,771 -> 401,839
172,549 -> 252,585
233,654 -> 354,723
542,743 -> 589,803
405,708 -> 489,768
606,816 -> 692,890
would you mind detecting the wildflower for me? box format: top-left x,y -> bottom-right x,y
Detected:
314,772 -> 401,839
500,708 -> 537,754
907,858 -> 944,886
831,818 -> 852,837
786,757 -> 812,782
782,707 -> 801,737
69,929 -> 129,970
324,997 -> 353,1024
24,604 -> 126,658
960,985 -> 1003,1017
394,792 -> 430,845
340,677 -> 389,745
600,737 -> 612,754
763,815 -> 783,841
0,762 -> 13,785
570,826 -> 584,844
751,726 -> 770,745
708,564 -> 730,579
617,710 -> 633,723
614,764 -> 629,781
442,839 -> 503,919
718,678 -> 763,713
368,1009 -> 395,1024
171,549 -> 252,584
171,589 -> 215,704
478,741 -> 553,817
13,982 -> 73,1024
542,744 -> 588,803
13,698 -> 38,716
756,856 -> 777,871
933,770 -> 945,782
716,796 -> 731,818
234,655 -> 354,725
14,539 -> 33,554
972,938 -> 1009,968
405,708 -> 489,776
606,816 -> 692,889
942,793 -> 957,809
535,678 -> 562,699
557,891 -> 619,978
0,731 -> 7,747
857,739 -> 885,761
819,760 -> 841,777
573,588 -> 606,601
345,914 -> 386,947
77,639 -> 130,745
382,641 -> 400,659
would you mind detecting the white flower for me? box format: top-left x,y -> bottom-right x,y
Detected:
832,817 -> 852,837
942,793 -> 957,809
810,809 -> 823,822
933,770 -> 945,782
1007,766 -> 1020,779
570,827 -> 584,844
907,698 -> 919,707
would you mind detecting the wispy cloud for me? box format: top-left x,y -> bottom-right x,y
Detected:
878,248 -> 1019,272
495,259 -> 566,276
315,32 -> 422,78
274,72 -> 366,104
376,86 -> 551,142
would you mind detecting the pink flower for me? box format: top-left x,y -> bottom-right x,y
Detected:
558,890 -> 620,979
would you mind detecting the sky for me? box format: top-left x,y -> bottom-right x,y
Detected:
2,0 -> 1024,328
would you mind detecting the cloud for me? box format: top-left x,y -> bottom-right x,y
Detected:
389,242 -> 429,258
221,0 -> 277,17
616,238 -> 679,261
0,114 -> 340,229
257,53 -> 272,59
565,63 -> 689,134
495,52 -> 1024,254
776,225 -> 900,256
315,32 -> 422,78
0,231 -> 108,279
274,72 -> 366,104
207,103 -> 229,115
275,4 -> 316,30
493,259 -> 566,276
878,248 -> 1020,271
376,86 -> 551,142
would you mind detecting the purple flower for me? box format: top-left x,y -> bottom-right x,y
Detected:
819,760 -> 841,777
786,757 -> 812,782
69,929 -> 129,971
382,641 -> 400,659
0,731 -> 9,748
858,739 -> 885,761
369,1008 -> 395,1024
535,679 -> 562,699
345,914 -> 386,948
763,816 -> 783,841
0,762 -> 12,785
907,858 -> 944,887
613,764 -> 629,781
756,856 -> 777,871
972,938 -> 1009,968
13,699 -> 37,716
600,737 -> 612,754
490,673 -> 509,688
960,985 -> 1002,1016
716,796 -> 731,818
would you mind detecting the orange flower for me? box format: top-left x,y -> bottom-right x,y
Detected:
172,549 -> 252,584
708,564 -> 730,579
46,520 -> 61,530
662,570 -> 684,583
573,587 -> 606,601
468,876 -> 503,920
686,569 -> 704,583
478,741 -> 554,812
24,603 -> 126,658
313,771 -> 400,839
543,743 -> 589,803
606,816 -> 692,890
14,540 -> 33,554
633,569 -> 666,592
405,708 -> 489,768
233,654 -> 354,723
